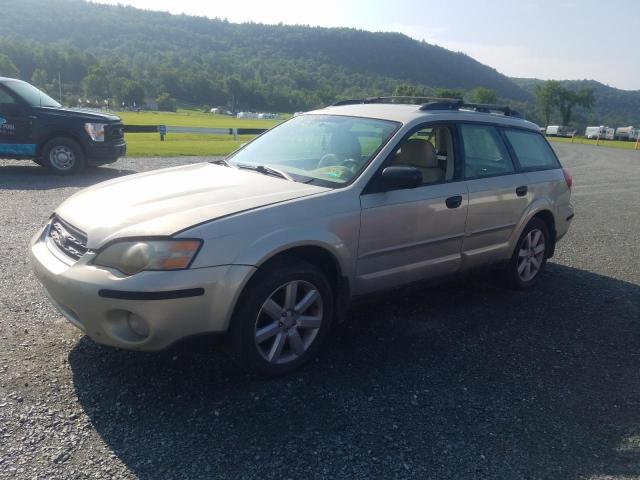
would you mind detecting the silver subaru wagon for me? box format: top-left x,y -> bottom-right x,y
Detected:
30,99 -> 574,376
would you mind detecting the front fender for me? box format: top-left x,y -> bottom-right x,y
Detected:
233,227 -> 356,277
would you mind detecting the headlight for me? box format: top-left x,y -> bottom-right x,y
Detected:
93,239 -> 202,275
84,123 -> 106,142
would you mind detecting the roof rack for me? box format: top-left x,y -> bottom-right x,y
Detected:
331,95 -> 461,106
420,101 -> 523,118
330,96 -> 523,118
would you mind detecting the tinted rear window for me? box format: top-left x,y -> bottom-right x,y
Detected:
504,130 -> 559,169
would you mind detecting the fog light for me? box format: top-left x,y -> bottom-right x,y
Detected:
127,313 -> 150,338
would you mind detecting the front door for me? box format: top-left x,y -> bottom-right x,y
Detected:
0,86 -> 34,158
355,124 -> 468,295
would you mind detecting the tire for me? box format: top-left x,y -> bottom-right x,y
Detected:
42,137 -> 86,175
504,217 -> 550,289
227,257 -> 334,377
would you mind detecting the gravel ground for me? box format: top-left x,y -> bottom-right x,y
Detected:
0,145 -> 639,479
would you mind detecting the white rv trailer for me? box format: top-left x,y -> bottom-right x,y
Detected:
585,126 -> 607,139
616,126 -> 637,141
604,127 -> 615,140
546,125 -> 573,137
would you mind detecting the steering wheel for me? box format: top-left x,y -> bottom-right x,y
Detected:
341,159 -> 359,172
317,153 -> 339,168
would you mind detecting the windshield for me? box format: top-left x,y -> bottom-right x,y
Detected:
4,80 -> 61,108
227,114 -> 400,186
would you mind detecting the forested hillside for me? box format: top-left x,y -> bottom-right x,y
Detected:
1,0 -> 638,128
0,0 -> 530,112
512,78 -> 640,129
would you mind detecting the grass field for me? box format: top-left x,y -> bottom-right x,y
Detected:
117,110 -> 284,157
547,135 -> 640,151
117,110 -> 640,157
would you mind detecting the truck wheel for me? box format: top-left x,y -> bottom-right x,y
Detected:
227,256 -> 334,377
42,138 -> 86,175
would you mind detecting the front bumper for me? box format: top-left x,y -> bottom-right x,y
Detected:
29,226 -> 255,351
85,140 -> 127,166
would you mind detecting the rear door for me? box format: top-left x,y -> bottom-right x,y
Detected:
0,85 -> 34,157
458,123 -> 530,269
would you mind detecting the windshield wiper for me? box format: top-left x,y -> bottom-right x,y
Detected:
235,163 -> 293,181
210,158 -> 232,167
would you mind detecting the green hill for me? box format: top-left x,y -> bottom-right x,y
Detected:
0,0 -> 638,128
0,0 -> 531,111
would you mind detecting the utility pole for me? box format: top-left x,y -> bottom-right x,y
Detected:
58,72 -> 62,103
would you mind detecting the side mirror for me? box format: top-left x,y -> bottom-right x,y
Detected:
381,166 -> 422,190
0,103 -> 24,117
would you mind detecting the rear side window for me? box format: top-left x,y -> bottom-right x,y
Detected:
459,124 -> 514,178
504,130 -> 560,169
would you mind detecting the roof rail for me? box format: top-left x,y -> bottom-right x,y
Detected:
330,97 -> 524,119
331,95 -> 462,107
420,101 -> 523,118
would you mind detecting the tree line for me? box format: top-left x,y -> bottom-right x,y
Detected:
534,80 -> 594,127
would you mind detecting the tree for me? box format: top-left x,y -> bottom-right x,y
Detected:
557,87 -> 594,126
434,88 -> 464,100
118,80 -> 146,107
534,80 -> 562,126
393,84 -> 426,97
471,87 -> 497,104
0,53 -> 19,78
156,92 -> 176,112
83,68 -> 110,100
31,68 -> 48,89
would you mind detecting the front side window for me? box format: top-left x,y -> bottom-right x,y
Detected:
504,129 -> 560,170
3,80 -> 61,108
0,88 -> 16,104
227,114 -> 399,186
459,124 -> 514,178
388,125 -> 455,184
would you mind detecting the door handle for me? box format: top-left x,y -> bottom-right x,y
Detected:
445,195 -> 463,209
515,185 -> 528,197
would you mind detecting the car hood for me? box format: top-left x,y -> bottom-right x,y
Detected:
55,163 -> 330,248
36,106 -> 122,123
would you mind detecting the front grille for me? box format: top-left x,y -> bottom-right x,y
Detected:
105,123 -> 125,141
48,217 -> 88,261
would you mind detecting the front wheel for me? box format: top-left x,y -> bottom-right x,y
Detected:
42,138 -> 86,175
504,218 -> 550,289
227,257 -> 334,377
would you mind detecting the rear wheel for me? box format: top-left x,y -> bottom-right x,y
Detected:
228,257 -> 334,377
42,138 -> 86,175
504,217 -> 550,289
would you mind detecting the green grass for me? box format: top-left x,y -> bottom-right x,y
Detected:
117,110 -> 285,157
547,136 -> 640,151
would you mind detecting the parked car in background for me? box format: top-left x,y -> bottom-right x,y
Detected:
0,77 -> 126,174
30,98 -> 574,376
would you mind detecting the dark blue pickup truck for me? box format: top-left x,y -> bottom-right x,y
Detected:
0,77 -> 126,174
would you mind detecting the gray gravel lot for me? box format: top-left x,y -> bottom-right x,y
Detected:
1,144 -> 639,479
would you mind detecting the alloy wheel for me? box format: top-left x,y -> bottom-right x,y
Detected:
254,280 -> 323,365
517,228 -> 546,282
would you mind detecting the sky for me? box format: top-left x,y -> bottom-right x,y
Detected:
94,0 -> 640,90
